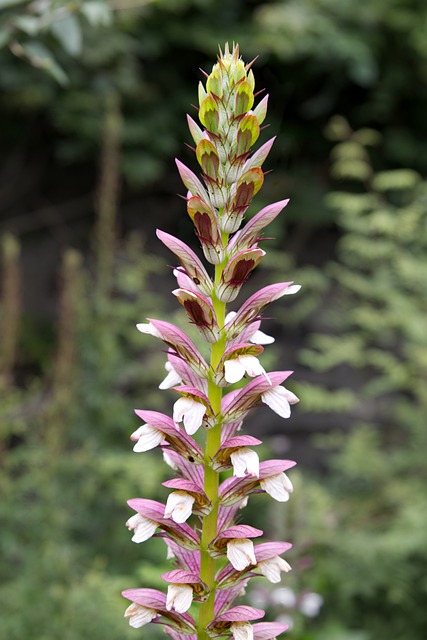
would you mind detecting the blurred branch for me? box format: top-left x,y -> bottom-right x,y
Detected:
95,91 -> 122,300
0,233 -> 21,384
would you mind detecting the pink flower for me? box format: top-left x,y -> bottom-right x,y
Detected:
159,360 -> 182,390
217,248 -> 266,303
261,386 -> 300,419
173,397 -> 207,435
227,538 -> 257,571
230,447 -> 260,478
126,513 -> 157,543
260,473 -> 294,502
207,605 -> 265,637
162,569 -> 207,613
157,229 -> 213,297
224,283 -> 301,341
133,410 -> 204,462
136,318 -> 209,379
172,288 -> 220,343
124,602 -> 158,628
131,423 -> 164,452
122,588 -> 196,634
164,491 -> 195,523
228,199 -> 289,255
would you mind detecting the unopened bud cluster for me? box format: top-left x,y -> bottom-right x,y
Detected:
122,44 -> 301,640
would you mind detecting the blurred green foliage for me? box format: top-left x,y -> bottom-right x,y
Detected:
0,232 -> 171,639
281,121 -> 427,640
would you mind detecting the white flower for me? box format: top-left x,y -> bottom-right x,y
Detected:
164,490 -> 195,523
271,587 -> 297,608
227,538 -> 257,571
159,361 -> 182,390
261,386 -> 299,419
131,424 -> 163,452
126,513 -> 157,543
257,556 -> 292,583
173,396 -> 207,435
124,603 -> 157,628
230,622 -> 254,640
136,321 -> 162,338
299,592 -> 323,618
166,584 -> 193,613
224,355 -> 270,384
260,473 -> 294,502
230,447 -> 260,478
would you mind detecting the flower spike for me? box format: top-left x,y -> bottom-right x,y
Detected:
122,43 -> 304,640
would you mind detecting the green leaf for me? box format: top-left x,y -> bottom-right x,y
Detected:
372,169 -> 421,191
50,14 -> 82,57
0,28 -> 11,49
13,15 -> 41,36
81,1 -> 113,27
331,158 -> 371,182
0,0 -> 28,8
19,41 -> 68,85
352,128 -> 382,147
324,115 -> 352,141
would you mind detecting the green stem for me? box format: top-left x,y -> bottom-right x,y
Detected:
198,235 -> 228,640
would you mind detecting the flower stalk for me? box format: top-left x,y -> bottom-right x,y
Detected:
122,44 -> 302,640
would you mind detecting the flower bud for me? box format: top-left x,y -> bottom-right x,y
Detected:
196,139 -> 220,180
217,248 -> 265,303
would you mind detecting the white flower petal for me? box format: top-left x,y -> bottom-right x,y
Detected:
284,284 -> 301,295
249,328 -> 275,345
225,354 -> 271,384
124,603 -> 157,628
159,362 -> 182,389
239,496 -> 249,509
126,513 -> 158,543
257,556 -> 292,583
260,473 -> 293,502
230,447 -> 260,478
166,584 -> 193,613
164,491 -> 195,523
239,354 -> 264,377
173,397 -> 206,435
132,424 -> 164,452
240,354 -> 271,384
227,538 -> 257,571
136,321 -> 162,338
262,386 -> 299,418
225,311 -> 237,323
173,396 -> 191,423
231,622 -> 253,640
224,358 -> 246,383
